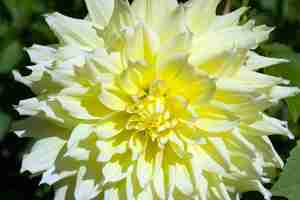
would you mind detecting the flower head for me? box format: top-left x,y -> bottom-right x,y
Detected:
13,0 -> 299,199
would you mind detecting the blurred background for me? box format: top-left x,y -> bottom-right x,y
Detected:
0,0 -> 299,199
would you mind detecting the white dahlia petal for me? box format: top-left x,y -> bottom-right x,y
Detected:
45,13 -> 104,49
85,0 -> 114,29
210,7 -> 249,30
245,51 -> 289,71
54,186 -> 69,200
13,0 -> 299,199
186,0 -> 220,34
75,167 -> 100,200
25,44 -> 56,64
21,137 -> 65,173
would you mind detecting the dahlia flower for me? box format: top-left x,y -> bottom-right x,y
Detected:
13,0 -> 299,199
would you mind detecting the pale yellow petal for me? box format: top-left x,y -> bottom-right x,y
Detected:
131,0 -> 177,29
101,0 -> 135,51
186,0 -> 220,34
99,89 -> 127,111
124,24 -> 160,64
85,0 -> 114,29
157,6 -> 187,43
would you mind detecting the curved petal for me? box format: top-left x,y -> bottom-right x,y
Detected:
131,0 -> 177,29
210,7 -> 249,30
245,51 -> 288,71
45,12 -> 104,49
65,124 -> 94,161
158,54 -> 216,104
25,44 -> 56,64
85,0 -> 114,29
101,0 -> 135,51
75,167 -> 100,200
185,0 -> 220,34
189,23 -> 272,66
21,137 -> 65,173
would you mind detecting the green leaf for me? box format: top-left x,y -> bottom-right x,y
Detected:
262,43 -> 300,122
0,111 -> 10,141
272,144 -> 300,200
0,41 -> 23,74
286,96 -> 300,123
257,0 -> 279,16
282,0 -> 300,23
0,21 -> 10,37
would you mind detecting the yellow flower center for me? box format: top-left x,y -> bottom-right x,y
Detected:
126,80 -> 179,140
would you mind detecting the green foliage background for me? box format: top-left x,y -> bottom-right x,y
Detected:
0,0 -> 299,199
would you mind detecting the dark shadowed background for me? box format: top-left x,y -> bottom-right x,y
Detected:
0,0 -> 300,199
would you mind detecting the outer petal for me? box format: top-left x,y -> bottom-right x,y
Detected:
102,162 -> 127,183
216,69 -> 288,94
136,153 -> 153,188
96,140 -> 127,162
15,98 -> 63,122
157,6 -> 187,43
74,167 -> 100,200
195,118 -> 238,133
12,117 -> 68,138
174,163 -> 194,195
250,114 -> 294,139
65,124 -> 94,160
25,44 -> 56,64
21,137 -> 65,173
87,48 -> 124,75
152,151 -> 165,199
158,32 -> 192,63
45,12 -> 104,49
269,86 -> 300,101
101,0 -> 135,50
189,23 -> 272,66
131,0 -> 177,29
40,167 -> 76,185
197,49 -> 247,78
85,0 -> 114,29
124,24 -> 160,64
54,186 -> 68,200
56,96 -> 100,120
245,51 -> 288,71
13,64 -> 48,88
104,188 -> 119,200
137,186 -> 153,200
209,7 -> 249,30
188,145 -> 226,175
95,119 -> 124,139
185,0 -> 220,34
